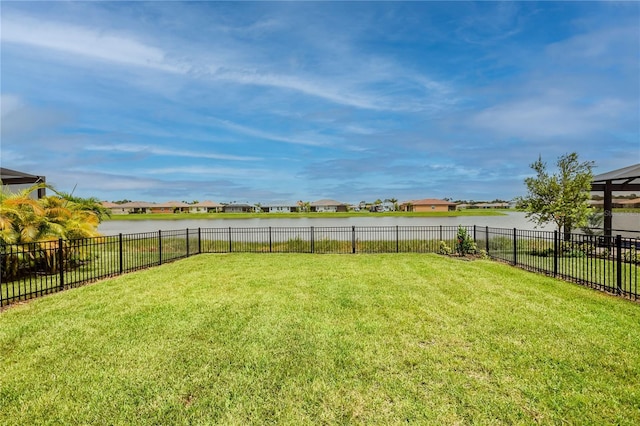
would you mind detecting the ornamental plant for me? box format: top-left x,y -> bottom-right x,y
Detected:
456,226 -> 477,256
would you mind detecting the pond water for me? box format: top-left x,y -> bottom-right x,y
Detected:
99,211 -> 639,238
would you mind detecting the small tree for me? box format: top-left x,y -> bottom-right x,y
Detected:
456,226 -> 477,256
581,210 -> 604,236
517,153 -> 594,241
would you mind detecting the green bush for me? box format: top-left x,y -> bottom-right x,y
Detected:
561,242 -> 586,258
438,241 -> 452,255
489,236 -> 512,251
623,249 -> 639,264
456,226 -> 477,255
530,247 -> 555,257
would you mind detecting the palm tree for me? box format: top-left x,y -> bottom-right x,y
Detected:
1,184 -> 104,278
53,189 -> 110,223
297,200 -> 311,213
0,183 -> 51,244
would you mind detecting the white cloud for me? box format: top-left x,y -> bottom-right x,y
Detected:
546,25 -> 639,66
1,12 -> 456,113
1,14 -> 185,73
212,69 -> 389,111
85,144 -> 262,161
0,94 -> 24,117
471,96 -> 630,140
0,94 -> 67,141
210,118 -> 331,147
138,166 -> 288,180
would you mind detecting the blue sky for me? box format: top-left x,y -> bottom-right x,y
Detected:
2,1 -> 638,204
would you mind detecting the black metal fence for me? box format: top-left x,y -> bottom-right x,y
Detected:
1,225 -> 638,307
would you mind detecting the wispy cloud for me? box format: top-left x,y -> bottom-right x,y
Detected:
1,11 -> 456,113
210,118 -> 333,147
2,2 -> 637,203
470,97 -> 630,140
85,144 -> 262,161
1,14 -> 185,73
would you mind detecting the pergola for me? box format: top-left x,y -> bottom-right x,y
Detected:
591,163 -> 640,237
0,167 -> 47,198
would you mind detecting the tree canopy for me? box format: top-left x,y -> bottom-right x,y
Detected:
0,184 -> 107,244
517,153 -> 594,240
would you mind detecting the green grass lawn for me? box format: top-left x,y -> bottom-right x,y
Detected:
1,254 -> 638,425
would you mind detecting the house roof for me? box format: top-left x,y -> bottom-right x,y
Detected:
617,198 -> 640,205
191,200 -> 223,207
591,164 -> 640,192
161,200 -> 191,208
118,201 -> 154,208
401,198 -> 457,206
264,201 -> 298,207
1,167 -> 46,185
310,199 -> 346,206
592,163 -> 640,184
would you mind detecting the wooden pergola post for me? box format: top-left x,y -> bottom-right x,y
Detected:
591,164 -> 640,238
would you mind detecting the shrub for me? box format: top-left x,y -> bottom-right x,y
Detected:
623,249 -> 640,264
561,242 -> 586,258
489,236 -> 512,252
438,241 -> 452,255
456,226 -> 477,256
530,247 -> 555,257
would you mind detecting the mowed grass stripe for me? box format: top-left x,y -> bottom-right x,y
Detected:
0,253 -> 638,425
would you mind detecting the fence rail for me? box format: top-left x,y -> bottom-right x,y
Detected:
1,225 -> 638,307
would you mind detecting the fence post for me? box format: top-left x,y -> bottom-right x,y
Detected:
119,233 -> 124,274
269,227 -> 272,253
228,227 -> 232,253
186,229 -> 190,257
553,231 -> 558,277
58,238 -> 65,290
198,228 -> 202,254
439,225 -> 442,241
473,225 -> 477,243
485,226 -> 489,254
396,225 -> 399,253
616,235 -> 622,295
352,226 -> 356,254
311,226 -> 315,253
513,228 -> 517,265
158,230 -> 162,265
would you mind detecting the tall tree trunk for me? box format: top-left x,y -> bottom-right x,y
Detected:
563,220 -> 572,242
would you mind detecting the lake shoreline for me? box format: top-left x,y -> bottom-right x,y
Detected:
104,210 -> 510,221
98,211 -> 639,238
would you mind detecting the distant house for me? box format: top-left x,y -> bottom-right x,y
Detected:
474,202 -> 510,209
400,198 -> 457,212
617,198 -> 640,208
107,201 -> 152,214
370,202 -> 395,212
310,199 -> 348,213
102,201 -> 128,215
264,202 -> 299,213
190,200 -> 224,213
149,201 -> 190,214
223,203 -> 253,213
